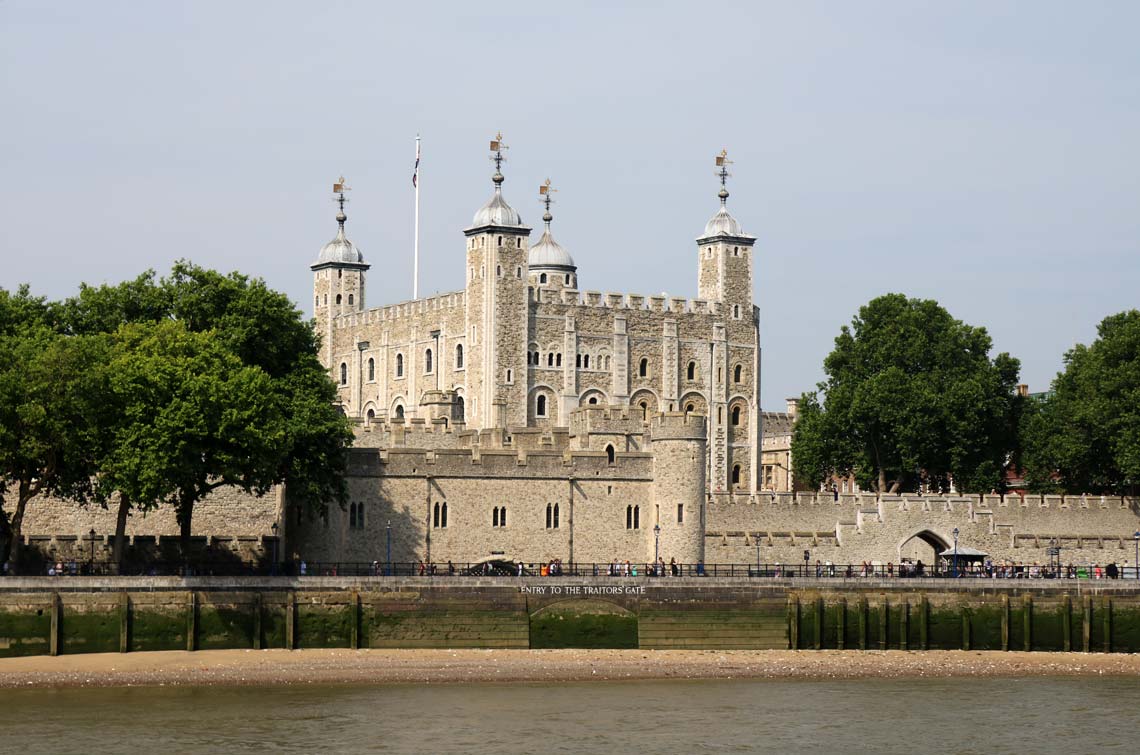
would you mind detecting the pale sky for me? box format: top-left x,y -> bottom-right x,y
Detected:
2,1 -> 1138,408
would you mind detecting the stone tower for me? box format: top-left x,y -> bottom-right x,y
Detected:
312,179 -> 369,370
695,152 -> 759,492
650,412 -> 708,565
463,135 -> 532,428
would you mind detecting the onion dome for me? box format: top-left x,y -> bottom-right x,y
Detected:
529,181 -> 576,272
316,211 -> 365,264
471,184 -> 524,228
698,151 -> 754,241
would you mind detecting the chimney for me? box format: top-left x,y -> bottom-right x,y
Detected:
786,397 -> 799,419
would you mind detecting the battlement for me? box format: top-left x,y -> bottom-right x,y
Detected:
709,490 -> 1140,512
530,287 -> 721,317
567,405 -> 645,437
333,290 -> 466,329
348,446 -> 654,480
648,411 -> 708,441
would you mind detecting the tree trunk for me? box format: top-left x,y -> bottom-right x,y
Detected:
877,467 -> 887,495
5,479 -> 35,576
112,493 -> 130,573
178,499 -> 193,569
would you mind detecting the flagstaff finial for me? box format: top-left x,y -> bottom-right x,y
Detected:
489,132 -> 508,186
332,176 -> 351,227
539,178 -> 556,227
715,150 -> 732,205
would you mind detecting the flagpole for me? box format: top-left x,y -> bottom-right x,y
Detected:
413,135 -> 421,300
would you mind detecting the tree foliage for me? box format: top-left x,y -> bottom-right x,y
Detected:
1021,310 -> 1140,494
791,294 -> 1021,494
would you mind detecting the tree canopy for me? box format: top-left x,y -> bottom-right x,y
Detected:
791,294 -> 1021,494
1021,310 -> 1140,495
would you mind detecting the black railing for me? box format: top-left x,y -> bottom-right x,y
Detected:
16,560 -> 1140,580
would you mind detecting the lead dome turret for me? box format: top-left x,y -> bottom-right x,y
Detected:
529,180 -> 577,288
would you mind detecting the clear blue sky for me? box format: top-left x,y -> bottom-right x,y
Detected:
2,1 -> 1137,408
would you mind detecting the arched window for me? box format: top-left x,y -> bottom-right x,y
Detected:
456,344 -> 464,369
732,405 -> 741,426
687,361 -> 696,380
540,273 -> 547,284
734,364 -> 742,383
547,353 -> 554,367
425,349 -> 433,373
433,502 -> 440,528
733,304 -> 740,319
348,294 -> 354,306
492,508 -> 499,527
639,401 -> 648,420
606,444 -> 615,464
396,354 -> 404,377
634,505 -> 640,529
626,505 -> 633,530
553,503 -> 559,529
732,465 -> 741,485
576,354 -> 582,368
583,355 -> 590,369
536,394 -> 547,417
336,294 -> 342,305
556,354 -> 562,367
685,403 -> 695,414
639,358 -> 648,377
441,502 -> 448,528
367,358 -> 375,381
366,408 -> 375,420
395,404 -> 404,419
506,369 -> 512,383
588,396 -> 598,405
546,503 -> 552,529
339,363 -> 347,385
454,396 -> 465,421
493,506 -> 507,527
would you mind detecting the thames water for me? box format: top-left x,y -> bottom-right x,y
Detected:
3,677 -> 1139,754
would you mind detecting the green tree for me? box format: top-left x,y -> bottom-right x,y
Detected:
0,287 -> 108,571
1022,310 -> 1140,495
792,294 -> 1021,494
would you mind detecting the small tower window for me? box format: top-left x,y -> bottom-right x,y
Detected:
556,353 -> 562,367
336,294 -> 342,305
734,364 -> 742,383
639,401 -> 648,420
547,353 -> 554,367
732,405 -> 742,426
540,273 -> 548,284
395,404 -> 404,419
583,355 -> 590,369
315,296 -> 319,308
456,344 -> 464,369
732,465 -> 742,485
606,444 -> 615,464
565,274 -> 570,285
639,358 -> 648,377
687,362 -> 696,380
576,354 -> 581,368
677,503 -> 684,524
366,408 -> 375,421
516,266 -> 522,278
496,265 -> 502,277
396,354 -> 404,377
733,304 -> 740,319
339,363 -> 347,385
588,396 -> 598,405
506,369 -> 513,383
685,403 -> 695,414
498,236 -> 503,247
367,358 -> 375,381
425,348 -> 433,374
536,394 -> 547,417
348,294 -> 354,306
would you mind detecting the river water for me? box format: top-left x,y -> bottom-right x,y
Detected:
3,677 -> 1138,754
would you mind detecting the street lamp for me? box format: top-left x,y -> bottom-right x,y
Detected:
89,528 -> 95,574
386,520 -> 392,576
755,535 -> 762,578
270,522 -> 278,576
952,527 -> 960,578
653,524 -> 661,575
1133,531 -> 1139,580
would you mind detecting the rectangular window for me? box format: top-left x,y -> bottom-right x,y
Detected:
677,503 -> 684,524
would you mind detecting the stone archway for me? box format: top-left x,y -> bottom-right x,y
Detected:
528,598 -> 638,649
898,529 -> 950,565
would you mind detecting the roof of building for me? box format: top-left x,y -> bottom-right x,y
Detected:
315,213 -> 364,265
471,185 -> 525,228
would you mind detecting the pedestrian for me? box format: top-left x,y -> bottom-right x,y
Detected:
418,559 -> 426,576
670,557 -> 678,577
299,560 -> 307,576
448,560 -> 455,576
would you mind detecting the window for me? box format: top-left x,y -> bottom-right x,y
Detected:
639,401 -> 648,420
606,444 -> 615,464
687,361 -> 696,380
732,405 -> 741,426
583,355 -> 590,369
547,353 -> 554,367
396,354 -> 404,377
433,502 -> 440,528
626,505 -> 640,530
315,296 -> 319,308
454,396 -> 465,422
498,236 -> 503,247
336,294 -> 342,305
718,367 -> 723,382
732,465 -> 741,485
685,403 -> 695,414
565,274 -> 571,285
505,369 -> 512,383
433,502 -> 449,528
536,394 -> 547,417
348,294 -> 354,306
576,354 -> 581,368
734,364 -> 742,383
718,407 -> 723,423
556,353 -> 562,367
492,506 -> 507,528
425,349 -> 433,373
339,363 -> 347,385
496,265 -> 502,277
677,503 -> 684,524
349,502 -> 365,530
366,408 -> 375,420
588,396 -> 598,405
367,358 -> 375,381
516,267 -> 522,278
546,503 -> 560,529
456,344 -> 464,369
395,404 -> 404,419
540,273 -> 547,284
639,358 -> 648,377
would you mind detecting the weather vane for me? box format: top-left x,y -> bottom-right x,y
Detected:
714,150 -> 732,204
489,132 -> 509,180
539,178 -> 557,227
332,176 -> 351,215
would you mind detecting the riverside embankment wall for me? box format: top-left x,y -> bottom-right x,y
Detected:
2,578 -> 1140,657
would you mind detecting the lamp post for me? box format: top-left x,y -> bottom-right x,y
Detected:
952,527 -> 960,578
755,535 -> 762,578
88,528 -> 95,574
653,524 -> 661,575
386,520 -> 392,576
1133,531 -> 1139,580
270,522 -> 278,576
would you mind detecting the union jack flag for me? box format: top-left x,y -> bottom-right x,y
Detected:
412,139 -> 420,188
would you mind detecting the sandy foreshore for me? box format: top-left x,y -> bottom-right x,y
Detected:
1,648 -> 1139,688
